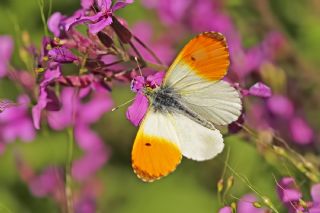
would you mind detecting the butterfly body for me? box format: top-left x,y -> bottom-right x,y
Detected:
145,86 -> 216,131
131,32 -> 242,182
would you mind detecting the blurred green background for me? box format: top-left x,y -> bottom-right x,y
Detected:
1,0 -> 320,212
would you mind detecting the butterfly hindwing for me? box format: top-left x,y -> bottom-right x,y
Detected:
131,111 -> 182,182
132,109 -> 224,181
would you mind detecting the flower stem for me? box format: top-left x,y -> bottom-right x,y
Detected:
65,127 -> 74,213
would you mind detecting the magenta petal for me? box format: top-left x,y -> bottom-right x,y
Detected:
96,0 -> 112,11
130,76 -> 145,92
81,0 -> 94,9
113,0 -> 134,11
237,194 -> 266,213
311,184 -> 320,203
218,206 -> 232,213
29,168 -> 61,197
277,177 -> 302,203
48,12 -> 63,37
126,93 -> 148,126
65,11 -> 102,31
0,36 -> 13,78
267,95 -> 294,119
290,117 -> 313,145
249,82 -> 272,98
48,46 -> 78,63
146,71 -> 165,87
88,16 -> 113,34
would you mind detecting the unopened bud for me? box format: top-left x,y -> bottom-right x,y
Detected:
226,176 -> 234,190
217,179 -> 224,193
252,201 -> 262,208
272,145 -> 286,156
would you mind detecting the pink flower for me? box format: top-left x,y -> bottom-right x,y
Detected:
248,82 -> 272,98
66,0 -> 134,34
267,95 -> 294,119
290,117 -> 313,145
126,72 -> 165,126
0,36 -> 13,78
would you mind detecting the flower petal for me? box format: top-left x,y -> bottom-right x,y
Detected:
237,194 -> 266,213
249,82 -> 272,98
311,184 -> 320,203
277,177 -> 302,203
126,93 -> 148,126
218,206 -> 232,213
48,46 -> 78,63
0,36 -> 13,78
113,0 -> 134,11
81,0 -> 94,10
290,117 -> 313,145
48,12 -> 64,37
88,16 -> 113,34
130,76 -> 145,92
146,71 -> 165,88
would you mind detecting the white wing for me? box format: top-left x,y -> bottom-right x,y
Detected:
141,110 -> 224,161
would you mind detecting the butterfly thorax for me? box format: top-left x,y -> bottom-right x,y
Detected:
144,86 -> 216,130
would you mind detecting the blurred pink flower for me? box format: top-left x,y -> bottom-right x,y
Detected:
0,35 -> 13,78
47,87 -> 113,180
65,0 -> 134,34
32,63 -> 62,130
0,95 -> 35,154
267,95 -> 294,119
238,194 -> 267,213
218,206 -> 232,213
29,167 -> 62,197
218,194 -> 267,213
248,82 -> 272,98
290,117 -> 313,145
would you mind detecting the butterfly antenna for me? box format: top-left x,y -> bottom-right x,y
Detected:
134,56 -> 143,77
111,98 -> 135,112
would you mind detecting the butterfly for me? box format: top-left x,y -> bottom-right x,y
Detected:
131,32 -> 242,182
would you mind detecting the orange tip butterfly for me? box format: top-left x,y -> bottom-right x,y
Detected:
131,32 -> 242,182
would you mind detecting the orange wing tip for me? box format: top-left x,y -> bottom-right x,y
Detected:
132,158 -> 182,182
179,31 -> 230,81
200,31 -> 227,45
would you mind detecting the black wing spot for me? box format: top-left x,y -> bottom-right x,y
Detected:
191,56 -> 196,61
145,143 -> 151,146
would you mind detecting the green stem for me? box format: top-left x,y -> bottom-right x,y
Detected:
66,127 -> 74,213
37,0 -> 49,36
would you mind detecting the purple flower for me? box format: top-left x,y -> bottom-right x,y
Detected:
218,194 -> 267,213
248,82 -> 272,98
311,184 -> 320,203
0,99 -> 17,113
66,0 -> 134,34
29,167 -> 62,197
218,206 -> 232,213
47,87 -> 113,180
126,92 -> 149,126
237,194 -> 266,213
277,177 -> 302,210
48,46 -> 78,63
126,72 -> 164,126
75,195 -> 96,213
267,95 -> 294,119
0,95 -> 35,152
0,36 -> 13,78
290,117 -> 313,145
32,63 -> 62,130
48,12 -> 65,37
